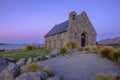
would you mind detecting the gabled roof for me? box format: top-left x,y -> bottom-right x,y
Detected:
45,11 -> 97,37
45,21 -> 69,37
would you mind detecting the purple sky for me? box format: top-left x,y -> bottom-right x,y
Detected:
0,0 -> 120,43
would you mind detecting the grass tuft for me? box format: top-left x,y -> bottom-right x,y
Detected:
60,47 -> 67,56
83,46 -> 91,51
23,62 -> 41,73
23,45 -> 37,51
100,46 -> 114,58
64,40 -> 78,50
42,66 -> 54,77
93,73 -> 120,80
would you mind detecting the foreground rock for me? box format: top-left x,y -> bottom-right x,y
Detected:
15,71 -> 49,80
26,58 -> 33,65
0,58 -> 8,73
46,77 -> 60,80
34,54 -> 47,62
16,58 -> 26,67
49,48 -> 60,58
0,62 -> 20,80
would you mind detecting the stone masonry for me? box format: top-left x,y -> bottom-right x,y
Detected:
44,11 -> 97,48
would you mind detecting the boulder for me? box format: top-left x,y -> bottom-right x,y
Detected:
50,48 -> 60,57
26,58 -> 32,65
0,62 -> 20,80
49,54 -> 55,58
45,55 -> 50,59
6,57 -> 16,62
46,77 -> 61,80
34,54 -> 47,62
0,58 -> 8,73
16,58 -> 26,67
15,71 -> 49,80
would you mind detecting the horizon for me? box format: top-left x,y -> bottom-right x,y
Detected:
1,0 -> 120,44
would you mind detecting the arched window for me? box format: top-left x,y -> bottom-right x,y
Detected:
72,14 -> 75,20
81,32 -> 88,47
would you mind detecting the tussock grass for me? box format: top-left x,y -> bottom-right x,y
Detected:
60,47 -> 67,56
93,73 -> 120,80
42,66 -> 54,76
60,40 -> 79,55
100,46 -> 114,58
63,40 -> 78,50
23,45 -> 37,51
23,62 -> 41,73
83,46 -> 98,51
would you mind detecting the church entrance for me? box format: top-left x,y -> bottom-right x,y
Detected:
81,33 -> 87,47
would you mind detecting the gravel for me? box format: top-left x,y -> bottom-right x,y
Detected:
40,53 -> 120,80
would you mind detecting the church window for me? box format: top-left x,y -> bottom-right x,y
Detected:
72,14 -> 75,20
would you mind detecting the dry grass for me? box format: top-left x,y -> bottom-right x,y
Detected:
110,48 -> 120,61
83,46 -> 91,51
63,40 -> 78,50
93,73 -> 119,80
42,66 -> 54,76
23,45 -> 36,51
83,46 -> 98,51
60,47 -> 67,55
100,46 -> 114,58
23,62 -> 41,73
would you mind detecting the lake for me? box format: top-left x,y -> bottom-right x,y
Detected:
0,44 -> 26,50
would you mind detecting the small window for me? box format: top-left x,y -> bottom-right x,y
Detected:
72,14 -> 75,20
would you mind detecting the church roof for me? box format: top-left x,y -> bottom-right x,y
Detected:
45,20 -> 69,37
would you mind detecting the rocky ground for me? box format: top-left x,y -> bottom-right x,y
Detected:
40,53 -> 120,80
0,49 -> 120,80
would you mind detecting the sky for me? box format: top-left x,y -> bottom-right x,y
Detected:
0,0 -> 120,44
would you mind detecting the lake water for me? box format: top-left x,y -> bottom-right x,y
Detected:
0,44 -> 26,50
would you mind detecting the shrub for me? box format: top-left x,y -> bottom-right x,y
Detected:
23,63 -> 41,73
91,46 -> 98,51
110,48 -> 120,61
83,46 -> 91,51
31,45 -> 37,49
97,45 -> 103,49
24,45 -> 32,51
60,47 -> 67,56
64,40 -> 78,50
42,66 -> 54,76
100,46 -> 114,58
93,73 -> 119,80
23,45 -> 36,51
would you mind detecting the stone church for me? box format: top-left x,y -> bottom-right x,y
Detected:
44,11 -> 97,48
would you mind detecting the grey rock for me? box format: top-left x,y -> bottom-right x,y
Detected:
34,54 -> 47,62
15,71 -> 49,80
45,55 -> 50,59
16,58 -> 26,67
67,49 -> 78,55
6,57 -> 16,62
0,62 -> 20,80
46,77 -> 60,80
26,58 -> 32,65
50,48 -> 60,56
0,58 -> 8,73
49,54 -> 55,58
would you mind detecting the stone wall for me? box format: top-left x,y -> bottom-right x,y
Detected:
68,11 -> 97,47
45,11 -> 97,48
45,32 -> 68,48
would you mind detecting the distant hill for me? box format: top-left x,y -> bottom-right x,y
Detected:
98,37 -> 120,45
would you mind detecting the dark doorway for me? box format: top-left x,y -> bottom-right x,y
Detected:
81,33 -> 86,47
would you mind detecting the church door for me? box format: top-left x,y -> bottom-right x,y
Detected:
81,33 -> 86,47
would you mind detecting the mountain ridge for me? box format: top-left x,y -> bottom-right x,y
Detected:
98,37 -> 120,45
